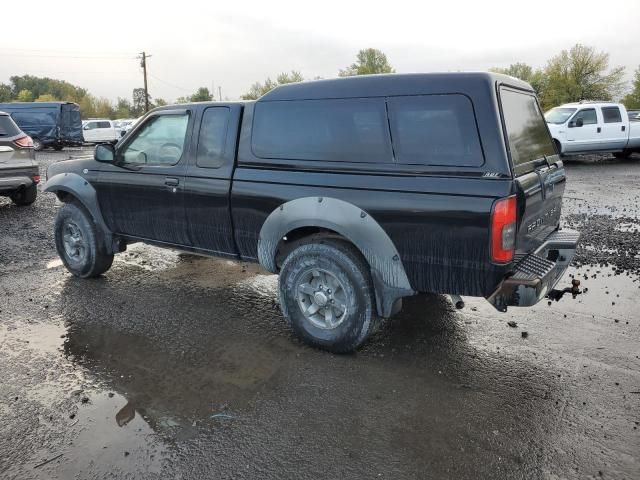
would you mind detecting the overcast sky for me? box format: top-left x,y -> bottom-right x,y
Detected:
1,0 -> 639,102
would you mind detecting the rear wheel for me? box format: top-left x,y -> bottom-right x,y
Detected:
54,201 -> 114,278
32,138 -> 44,151
10,184 -> 37,206
613,150 -> 631,159
278,239 -> 376,353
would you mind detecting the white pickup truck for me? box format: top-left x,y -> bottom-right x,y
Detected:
545,101 -> 640,158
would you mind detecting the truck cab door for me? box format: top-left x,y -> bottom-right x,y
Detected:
600,106 -> 627,150
94,109 -> 193,246
565,108 -> 599,152
183,105 -> 240,255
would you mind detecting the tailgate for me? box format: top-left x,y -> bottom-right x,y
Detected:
514,161 -> 565,253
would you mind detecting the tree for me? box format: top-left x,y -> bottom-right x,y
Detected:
190,87 -> 213,102
17,89 -> 34,102
154,98 -> 168,107
539,44 -> 625,109
132,88 -> 151,117
241,71 -> 304,100
490,62 -> 546,99
115,97 -> 133,118
35,93 -> 57,102
0,83 -> 12,102
339,48 -> 395,77
622,66 -> 640,109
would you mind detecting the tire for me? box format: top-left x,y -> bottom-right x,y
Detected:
54,201 -> 114,278
613,150 -> 631,159
53,145 -> 64,151
10,184 -> 38,206
554,139 -> 563,157
32,138 -> 44,152
279,239 -> 376,353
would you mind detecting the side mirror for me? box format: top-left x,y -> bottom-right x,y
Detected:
95,143 -> 115,163
83,125 -> 90,130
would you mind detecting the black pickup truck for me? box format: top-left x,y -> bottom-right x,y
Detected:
44,73 -> 579,352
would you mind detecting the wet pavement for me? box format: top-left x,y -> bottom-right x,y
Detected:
1,149 -> 639,479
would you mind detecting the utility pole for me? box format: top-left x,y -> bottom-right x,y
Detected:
218,86 -> 222,101
138,51 -> 152,112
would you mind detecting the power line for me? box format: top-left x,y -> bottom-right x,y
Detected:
148,73 -> 192,92
0,47 -> 137,56
0,53 -> 135,60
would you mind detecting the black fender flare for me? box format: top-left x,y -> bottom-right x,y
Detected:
43,172 -> 113,250
257,197 -> 415,317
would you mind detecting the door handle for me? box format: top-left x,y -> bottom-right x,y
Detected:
597,127 -> 601,133
622,125 -> 626,132
165,177 -> 179,187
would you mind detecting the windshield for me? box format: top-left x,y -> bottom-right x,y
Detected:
545,107 -> 577,124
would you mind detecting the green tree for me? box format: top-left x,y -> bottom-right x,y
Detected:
0,83 -> 12,102
241,71 -> 304,100
490,62 -> 546,101
155,98 -> 168,107
339,48 -> 395,77
93,97 -> 116,119
539,44 -> 625,109
115,97 -> 133,118
17,89 -> 34,102
35,93 -> 58,102
622,66 -> 640,109
132,88 -> 151,116
190,87 -> 213,102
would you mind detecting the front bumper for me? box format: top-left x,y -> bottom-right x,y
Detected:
487,229 -> 580,311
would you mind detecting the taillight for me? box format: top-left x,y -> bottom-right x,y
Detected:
14,135 -> 34,148
491,195 -> 517,263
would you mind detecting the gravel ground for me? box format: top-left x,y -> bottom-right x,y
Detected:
0,148 -> 638,479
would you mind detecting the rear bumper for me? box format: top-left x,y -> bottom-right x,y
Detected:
0,167 -> 39,193
486,229 -> 580,311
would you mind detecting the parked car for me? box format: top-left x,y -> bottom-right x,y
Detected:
0,101 -> 83,151
82,119 -> 119,144
113,118 -> 137,138
0,111 -> 39,205
545,101 -> 640,158
628,110 -> 640,122
45,73 -> 579,352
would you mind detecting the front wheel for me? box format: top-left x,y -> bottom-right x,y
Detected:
10,184 -> 37,206
54,201 -> 114,278
278,239 -> 377,353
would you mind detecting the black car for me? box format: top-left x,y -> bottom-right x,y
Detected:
0,101 -> 83,151
0,111 -> 38,205
44,73 -> 579,352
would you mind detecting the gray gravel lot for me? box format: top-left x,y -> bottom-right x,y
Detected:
0,148 -> 639,479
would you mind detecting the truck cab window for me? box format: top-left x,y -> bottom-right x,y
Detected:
122,113 -> 189,166
572,109 -> 597,125
602,107 -> 622,123
196,107 -> 230,168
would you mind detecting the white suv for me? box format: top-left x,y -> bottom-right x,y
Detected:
82,119 -> 119,144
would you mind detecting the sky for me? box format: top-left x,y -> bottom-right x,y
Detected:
1,0 -> 639,103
